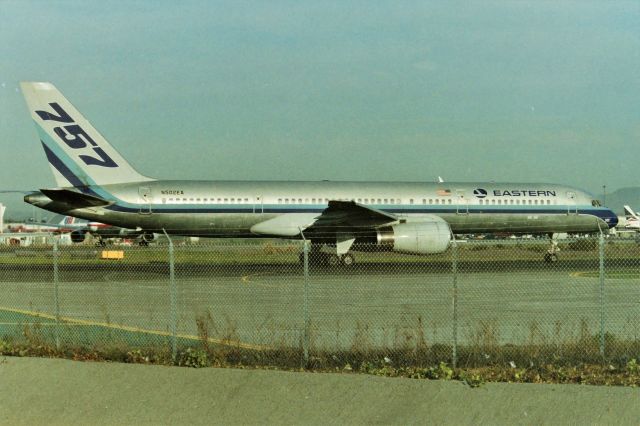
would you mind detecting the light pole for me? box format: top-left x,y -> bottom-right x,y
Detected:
602,185 -> 606,206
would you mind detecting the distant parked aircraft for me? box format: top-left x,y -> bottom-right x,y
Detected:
623,205 -> 640,230
6,214 -> 82,233
4,214 -> 139,246
19,82 -> 618,264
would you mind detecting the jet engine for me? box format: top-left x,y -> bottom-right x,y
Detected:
70,229 -> 87,243
374,217 -> 451,255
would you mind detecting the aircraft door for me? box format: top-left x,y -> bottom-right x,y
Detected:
254,195 -> 264,214
456,190 -> 468,214
566,191 -> 577,215
139,186 -> 153,214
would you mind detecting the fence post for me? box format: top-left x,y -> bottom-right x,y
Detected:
53,236 -> 60,350
303,240 -> 310,366
598,232 -> 605,357
163,230 -> 178,363
451,236 -> 458,369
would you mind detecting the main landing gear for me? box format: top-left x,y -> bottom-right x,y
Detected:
544,234 -> 559,263
298,250 -> 355,267
326,252 -> 355,267
299,239 -> 356,268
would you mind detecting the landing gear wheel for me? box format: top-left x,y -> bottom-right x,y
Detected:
327,254 -> 341,267
341,253 -> 355,266
544,252 -> 558,263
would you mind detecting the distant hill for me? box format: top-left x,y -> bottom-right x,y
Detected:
597,187 -> 640,215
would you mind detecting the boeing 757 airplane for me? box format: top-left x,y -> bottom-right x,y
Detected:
20,82 -> 617,264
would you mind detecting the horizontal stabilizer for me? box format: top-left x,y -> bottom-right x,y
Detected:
624,205 -> 637,219
40,188 -> 112,208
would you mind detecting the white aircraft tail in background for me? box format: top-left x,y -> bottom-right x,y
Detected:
623,205 -> 640,230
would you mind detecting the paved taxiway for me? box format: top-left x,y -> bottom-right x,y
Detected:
1,260 -> 638,351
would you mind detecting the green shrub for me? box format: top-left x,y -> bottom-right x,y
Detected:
177,347 -> 209,368
460,372 -> 485,388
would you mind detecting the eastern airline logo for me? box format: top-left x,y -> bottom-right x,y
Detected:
473,188 -> 487,198
35,102 -> 118,168
474,188 -> 557,198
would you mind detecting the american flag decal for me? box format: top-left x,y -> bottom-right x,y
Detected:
436,189 -> 451,196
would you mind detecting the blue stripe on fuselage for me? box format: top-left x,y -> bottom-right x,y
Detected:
102,203 -> 618,228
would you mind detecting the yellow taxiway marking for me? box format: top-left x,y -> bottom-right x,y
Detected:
570,271 -> 587,278
240,271 -> 283,288
0,322 -> 87,326
569,271 -> 598,278
0,306 -> 270,351
241,271 -> 273,283
570,270 -> 640,279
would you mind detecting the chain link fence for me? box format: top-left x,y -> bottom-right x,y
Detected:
0,234 -> 638,368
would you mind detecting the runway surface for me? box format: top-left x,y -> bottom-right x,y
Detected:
1,259 -> 638,354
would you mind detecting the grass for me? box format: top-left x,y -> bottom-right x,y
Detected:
1,333 -> 638,386
1,238 -> 640,266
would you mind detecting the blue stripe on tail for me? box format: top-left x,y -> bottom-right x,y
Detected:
41,141 -> 86,187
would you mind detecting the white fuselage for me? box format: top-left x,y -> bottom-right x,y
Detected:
27,180 -> 617,238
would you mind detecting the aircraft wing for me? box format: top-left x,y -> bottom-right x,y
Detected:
311,200 -> 397,229
250,201 -> 398,237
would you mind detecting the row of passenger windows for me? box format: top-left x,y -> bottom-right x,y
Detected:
479,199 -> 553,205
163,197 -> 555,205
278,198 -> 405,204
165,197 -> 250,204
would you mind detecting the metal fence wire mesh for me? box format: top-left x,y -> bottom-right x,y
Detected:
0,235 -> 638,368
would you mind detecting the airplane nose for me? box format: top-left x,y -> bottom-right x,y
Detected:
603,209 -> 618,228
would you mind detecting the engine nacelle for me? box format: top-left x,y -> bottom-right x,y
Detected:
376,217 -> 451,255
70,229 -> 87,243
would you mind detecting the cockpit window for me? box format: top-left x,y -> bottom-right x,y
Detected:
592,199 -> 601,207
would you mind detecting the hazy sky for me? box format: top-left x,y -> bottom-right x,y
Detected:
1,1 -> 639,217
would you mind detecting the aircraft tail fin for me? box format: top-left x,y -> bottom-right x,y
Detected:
54,215 -> 76,227
624,205 -> 638,220
20,82 -> 154,187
